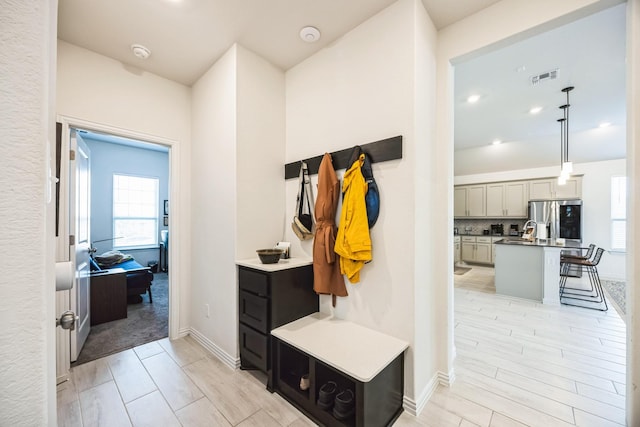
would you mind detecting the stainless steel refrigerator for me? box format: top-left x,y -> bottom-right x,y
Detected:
528,199 -> 583,243
529,199 -> 583,275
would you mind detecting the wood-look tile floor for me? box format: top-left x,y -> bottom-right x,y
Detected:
59,285 -> 626,427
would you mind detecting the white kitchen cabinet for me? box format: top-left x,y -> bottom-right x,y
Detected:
475,237 -> 492,263
467,185 -> 486,216
454,187 -> 467,217
529,177 -> 582,200
504,181 -> 529,217
460,236 -> 492,264
454,236 -> 461,264
529,179 -> 555,200
554,176 -> 582,199
486,183 -> 505,217
461,237 -> 476,262
486,181 -> 528,218
454,185 -> 486,217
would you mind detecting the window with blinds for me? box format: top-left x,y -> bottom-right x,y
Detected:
113,174 -> 159,248
611,176 -> 626,251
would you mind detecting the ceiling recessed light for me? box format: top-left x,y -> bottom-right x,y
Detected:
599,122 -> 611,128
299,26 -> 320,43
467,94 -> 480,104
131,44 -> 151,60
492,139 -> 502,145
529,106 -> 542,114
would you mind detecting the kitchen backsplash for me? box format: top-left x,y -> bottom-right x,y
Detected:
454,218 -> 527,235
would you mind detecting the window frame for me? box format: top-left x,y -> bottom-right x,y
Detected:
610,175 -> 626,252
112,173 -> 160,249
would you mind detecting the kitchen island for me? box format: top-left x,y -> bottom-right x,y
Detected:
494,238 -> 581,304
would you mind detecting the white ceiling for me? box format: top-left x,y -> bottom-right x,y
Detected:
57,0 -> 500,86
57,1 -> 626,177
454,4 -> 627,175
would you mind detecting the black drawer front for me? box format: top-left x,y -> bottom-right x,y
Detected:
239,268 -> 269,296
239,323 -> 268,372
239,290 -> 268,333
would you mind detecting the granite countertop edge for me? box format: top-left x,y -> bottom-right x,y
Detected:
494,238 -> 581,248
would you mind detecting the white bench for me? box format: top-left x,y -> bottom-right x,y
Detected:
270,312 -> 409,426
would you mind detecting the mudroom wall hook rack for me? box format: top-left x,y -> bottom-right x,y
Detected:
284,135 -> 403,179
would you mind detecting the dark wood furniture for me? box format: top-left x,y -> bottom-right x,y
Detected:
238,262 -> 318,374
90,257 -> 154,304
270,314 -> 407,427
90,268 -> 127,325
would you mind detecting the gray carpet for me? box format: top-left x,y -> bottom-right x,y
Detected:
601,279 -> 626,316
74,272 -> 168,365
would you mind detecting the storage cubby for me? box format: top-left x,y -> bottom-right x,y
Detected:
314,361 -> 356,427
278,341 -> 311,399
269,314 -> 408,427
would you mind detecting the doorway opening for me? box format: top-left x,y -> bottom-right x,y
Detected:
447,4 -> 628,425
69,126 -> 171,366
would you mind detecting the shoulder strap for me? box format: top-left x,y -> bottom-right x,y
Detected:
302,164 -> 315,226
295,162 -> 306,217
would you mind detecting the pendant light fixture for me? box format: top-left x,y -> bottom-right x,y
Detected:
557,86 -> 574,185
557,116 -> 567,185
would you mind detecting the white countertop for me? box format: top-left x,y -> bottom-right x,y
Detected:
236,257 -> 313,272
271,312 -> 409,382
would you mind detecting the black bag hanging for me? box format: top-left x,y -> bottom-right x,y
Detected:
346,145 -> 380,228
292,161 -> 315,240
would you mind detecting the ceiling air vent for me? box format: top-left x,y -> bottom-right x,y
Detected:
531,69 -> 558,85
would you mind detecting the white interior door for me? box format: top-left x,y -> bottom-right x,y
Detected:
70,130 -> 91,361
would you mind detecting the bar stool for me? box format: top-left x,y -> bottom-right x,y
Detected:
559,247 -> 607,311
560,243 -> 596,293
561,243 -> 595,262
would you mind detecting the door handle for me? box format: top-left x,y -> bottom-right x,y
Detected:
56,310 -> 79,331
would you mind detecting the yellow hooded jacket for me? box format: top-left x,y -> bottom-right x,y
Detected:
335,154 -> 372,283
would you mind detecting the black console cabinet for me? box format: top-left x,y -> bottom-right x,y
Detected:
238,263 -> 318,374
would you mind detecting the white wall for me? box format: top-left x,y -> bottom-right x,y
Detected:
412,0 -> 441,408
455,159 -> 626,279
285,0 -> 438,408
57,41 -> 192,142
0,0 -> 58,425
235,45 -> 286,256
190,45 -> 286,363
56,41 -> 192,334
191,46 -> 238,361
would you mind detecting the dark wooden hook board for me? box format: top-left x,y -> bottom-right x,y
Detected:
284,135 -> 403,179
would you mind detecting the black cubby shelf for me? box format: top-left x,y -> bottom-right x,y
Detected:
268,314 -> 407,427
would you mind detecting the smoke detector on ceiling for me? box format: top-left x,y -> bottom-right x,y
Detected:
299,26 -> 321,43
531,68 -> 558,85
131,44 -> 151,60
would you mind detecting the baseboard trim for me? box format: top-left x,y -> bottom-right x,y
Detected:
177,327 -> 190,338
438,368 -> 455,387
600,275 -> 625,282
403,369 -> 455,416
188,328 -> 240,370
